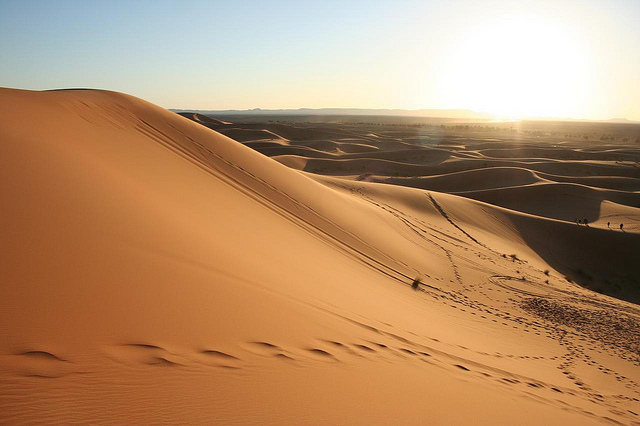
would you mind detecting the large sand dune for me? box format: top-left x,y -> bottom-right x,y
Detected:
1,88 -> 639,424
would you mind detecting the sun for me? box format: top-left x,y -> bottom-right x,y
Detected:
441,15 -> 591,118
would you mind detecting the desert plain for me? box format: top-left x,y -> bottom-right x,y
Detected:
1,88 -> 639,424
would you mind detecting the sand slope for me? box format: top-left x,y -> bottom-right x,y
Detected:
1,88 -> 639,425
209,117 -> 640,291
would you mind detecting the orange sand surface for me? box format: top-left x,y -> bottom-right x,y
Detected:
1,88 -> 639,425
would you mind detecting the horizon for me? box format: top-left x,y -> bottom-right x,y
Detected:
1,0 -> 639,121
169,105 -> 640,123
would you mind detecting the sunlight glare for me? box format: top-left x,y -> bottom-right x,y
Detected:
442,15 -> 591,118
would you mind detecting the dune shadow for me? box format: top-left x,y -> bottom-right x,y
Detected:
508,213 -> 640,304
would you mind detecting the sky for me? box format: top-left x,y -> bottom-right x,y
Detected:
1,0 -> 639,120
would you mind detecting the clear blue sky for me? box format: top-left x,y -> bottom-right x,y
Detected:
1,0 -> 639,119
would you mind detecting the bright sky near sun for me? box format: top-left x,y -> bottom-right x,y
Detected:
1,0 -> 639,120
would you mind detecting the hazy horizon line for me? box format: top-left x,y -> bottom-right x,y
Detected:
170,106 -> 640,124
4,85 -> 638,124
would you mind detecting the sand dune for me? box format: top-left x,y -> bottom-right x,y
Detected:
536,171 -> 640,191
382,167 -> 542,192
1,88 -> 639,424
298,156 -> 640,178
177,112 -> 230,126
228,118 -> 639,238
457,182 -> 639,219
217,127 -> 288,142
476,147 -> 640,162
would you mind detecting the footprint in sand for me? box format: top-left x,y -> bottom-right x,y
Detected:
245,341 -> 296,361
15,350 -> 75,378
306,348 -> 337,361
19,350 -> 67,362
105,343 -> 183,367
199,350 -> 242,369
354,344 -> 376,353
201,349 -> 239,360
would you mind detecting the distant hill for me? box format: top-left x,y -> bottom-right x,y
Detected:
527,116 -> 639,124
606,118 -> 638,124
170,107 -> 497,120
170,107 -> 639,124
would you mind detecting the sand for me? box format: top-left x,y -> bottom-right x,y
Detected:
1,88 -> 639,425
